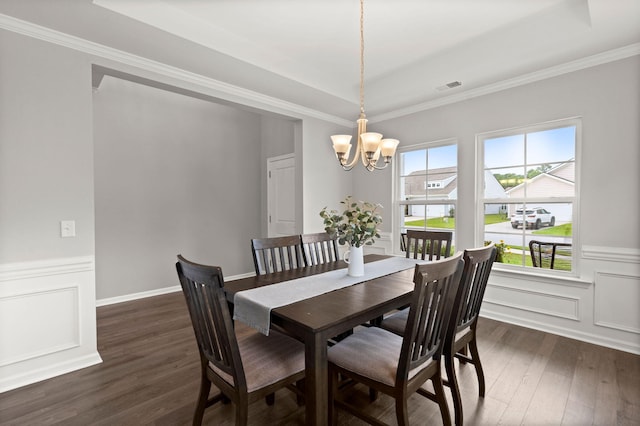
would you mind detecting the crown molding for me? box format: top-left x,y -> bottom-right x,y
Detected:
1,13 -> 637,128
0,13 -> 352,127
371,43 -> 640,123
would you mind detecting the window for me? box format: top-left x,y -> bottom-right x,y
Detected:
478,119 -> 579,273
396,140 -> 458,253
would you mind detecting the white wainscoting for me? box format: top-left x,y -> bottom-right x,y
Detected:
0,256 -> 102,392
373,238 -> 640,353
482,245 -> 640,355
365,231 -> 393,256
594,271 -> 640,334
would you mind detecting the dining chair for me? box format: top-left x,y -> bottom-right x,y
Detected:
301,232 -> 340,266
379,244 -> 497,426
405,229 -> 453,260
327,253 -> 465,426
175,255 -> 305,426
370,229 -> 454,327
529,240 -> 572,269
301,231 -> 355,342
251,235 -> 305,275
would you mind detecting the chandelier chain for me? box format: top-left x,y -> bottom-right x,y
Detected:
360,0 -> 365,115
329,0 -> 399,171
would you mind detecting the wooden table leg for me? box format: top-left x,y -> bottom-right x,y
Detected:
305,332 -> 328,426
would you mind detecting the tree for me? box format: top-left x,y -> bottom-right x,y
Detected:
527,163 -> 552,179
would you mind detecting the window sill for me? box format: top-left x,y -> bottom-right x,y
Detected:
490,264 -> 592,288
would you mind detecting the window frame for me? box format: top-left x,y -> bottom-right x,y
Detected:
476,117 -> 581,276
394,138 -> 458,255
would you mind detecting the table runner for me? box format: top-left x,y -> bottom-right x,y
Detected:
233,256 -> 424,335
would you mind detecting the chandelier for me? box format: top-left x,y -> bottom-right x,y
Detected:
331,0 -> 399,172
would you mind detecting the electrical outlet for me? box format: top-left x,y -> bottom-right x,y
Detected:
60,220 -> 76,238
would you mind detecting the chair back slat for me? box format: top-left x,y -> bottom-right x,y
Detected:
529,240 -> 572,269
301,232 -> 340,266
400,232 -> 408,252
405,230 -> 453,260
397,253 -> 464,382
451,244 -> 497,337
176,255 -> 247,391
251,235 -> 305,275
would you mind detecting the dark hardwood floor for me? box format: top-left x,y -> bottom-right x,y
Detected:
1,291 -> 638,425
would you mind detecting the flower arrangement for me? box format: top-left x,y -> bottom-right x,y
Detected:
319,196 -> 382,248
486,239 -> 510,263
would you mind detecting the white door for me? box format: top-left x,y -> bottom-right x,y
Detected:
267,154 -> 296,237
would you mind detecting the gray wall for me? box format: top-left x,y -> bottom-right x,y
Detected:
0,30 -> 95,263
301,118 -> 353,234
0,28 -> 302,301
93,77 -> 263,299
361,56 -> 640,253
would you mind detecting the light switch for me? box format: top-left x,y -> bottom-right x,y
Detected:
61,220 -> 76,238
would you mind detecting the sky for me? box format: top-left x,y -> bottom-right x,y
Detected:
400,125 -> 575,175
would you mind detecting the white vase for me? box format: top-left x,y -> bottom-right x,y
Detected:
343,245 -> 364,277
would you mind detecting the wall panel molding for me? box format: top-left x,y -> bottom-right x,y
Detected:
0,256 -> 94,281
583,245 -> 640,263
484,283 -> 580,321
0,256 -> 101,393
0,286 -> 79,367
594,271 -> 640,334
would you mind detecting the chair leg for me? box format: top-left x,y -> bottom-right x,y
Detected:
369,388 -> 378,402
235,399 -> 249,426
445,354 -> 463,426
296,379 -> 305,406
468,337 -> 486,397
329,368 -> 339,426
193,376 -> 212,426
433,374 -> 452,426
395,397 -> 409,426
265,392 -> 275,406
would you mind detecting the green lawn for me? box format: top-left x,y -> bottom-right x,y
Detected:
498,249 -> 572,271
404,214 -> 573,271
533,223 -> 572,236
405,215 -> 572,238
484,214 -> 510,225
404,214 -> 509,229
403,217 -> 456,229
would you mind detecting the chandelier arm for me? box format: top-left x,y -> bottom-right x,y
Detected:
343,145 -> 361,168
341,162 -> 357,171
369,161 -> 391,171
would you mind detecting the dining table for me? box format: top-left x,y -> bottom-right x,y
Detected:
223,254 -> 419,426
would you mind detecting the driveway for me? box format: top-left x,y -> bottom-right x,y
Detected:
484,221 -> 571,247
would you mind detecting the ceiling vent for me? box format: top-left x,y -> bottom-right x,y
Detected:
436,81 -> 462,91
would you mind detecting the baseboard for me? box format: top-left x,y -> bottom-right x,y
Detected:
0,352 -> 102,393
96,285 -> 182,307
96,271 -> 256,307
481,309 -> 640,355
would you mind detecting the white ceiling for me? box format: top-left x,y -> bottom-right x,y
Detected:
2,0 -> 639,120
